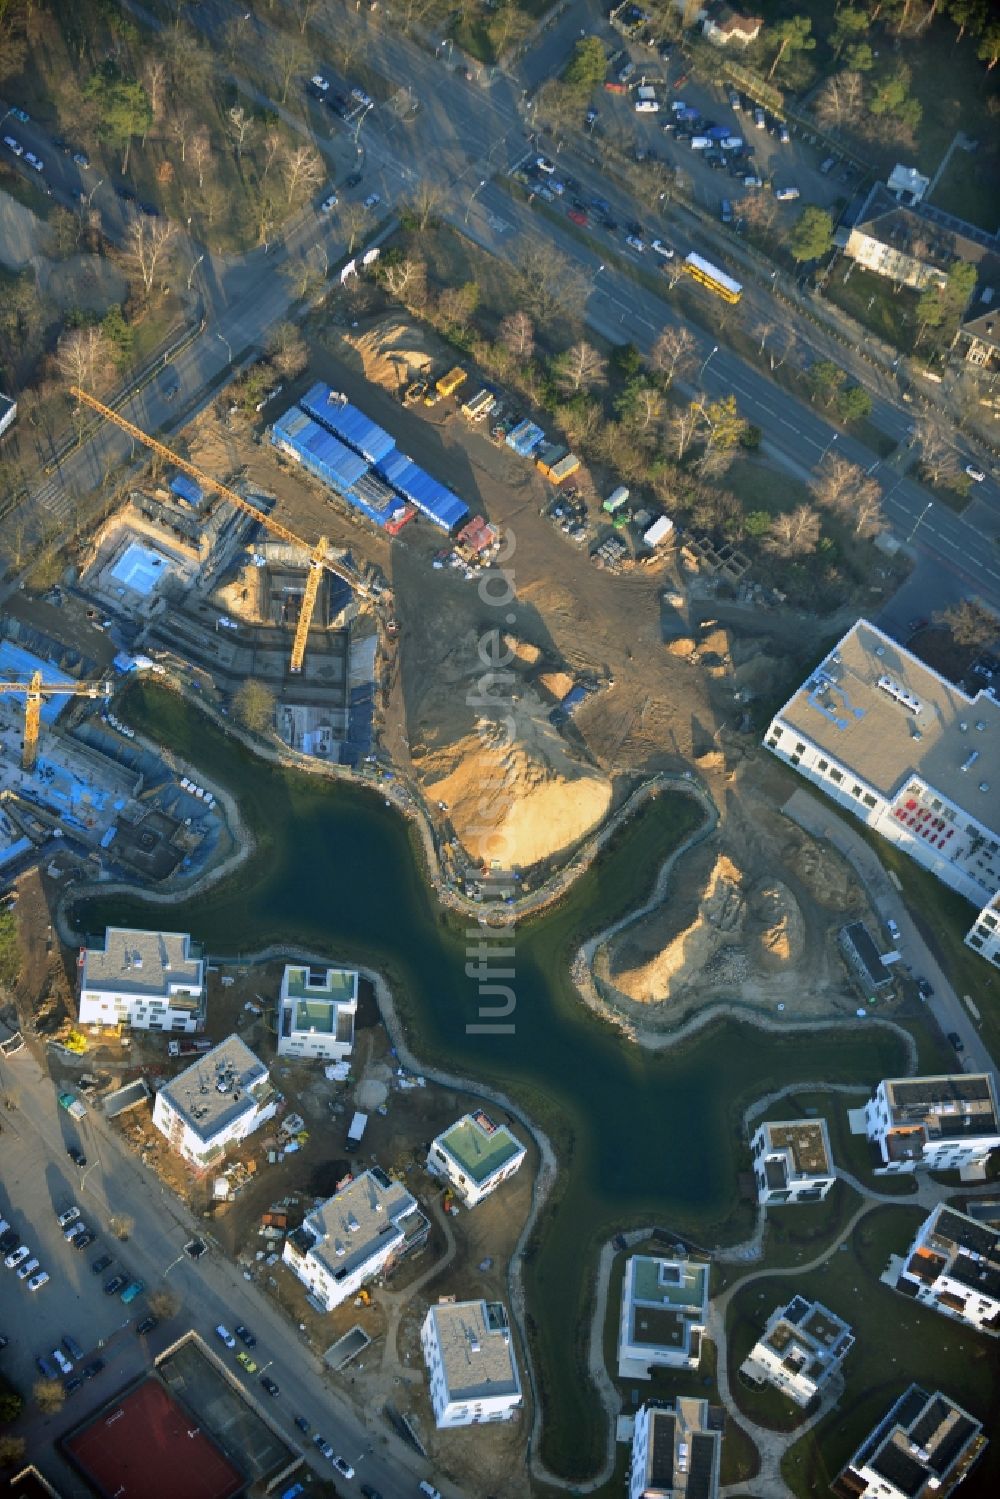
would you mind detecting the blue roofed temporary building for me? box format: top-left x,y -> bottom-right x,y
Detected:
506,420 -> 545,456
271,405 -> 370,491
375,450 -> 468,531
169,473 -> 204,507
346,471 -> 406,530
299,382 -> 396,465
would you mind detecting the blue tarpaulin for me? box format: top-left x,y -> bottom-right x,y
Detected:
170,473 -> 204,507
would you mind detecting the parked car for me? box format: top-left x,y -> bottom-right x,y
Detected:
651,239 -> 674,258
67,1146 -> 86,1167
313,1436 -> 334,1459
57,1207 -> 81,1228
774,185 -> 800,201
53,1349 -> 73,1375
753,106 -> 766,128
236,1352 -> 258,1373
778,123 -> 790,143
92,1256 -> 112,1275
10,106 -> 29,123
5,1246 -> 30,1270
16,1258 -> 40,1281
235,1324 -> 256,1347
360,1487 -> 383,1499
64,1221 -> 86,1242
585,106 -> 598,125
73,1231 -> 96,1250
294,1415 -> 310,1433
136,1316 -> 158,1336
27,1272 -> 49,1292
720,199 -> 733,224
64,1375 -> 84,1394
215,1326 -> 237,1349
362,192 -> 380,210
887,919 -> 901,943
104,1275 -> 127,1295
260,1375 -> 280,1396
36,1355 -> 57,1379
64,1335 -> 84,1360
916,978 -> 933,1000
965,464 -> 985,482
23,151 -> 43,172
0,1230 -> 18,1255
332,1455 -> 355,1479
345,170 -> 362,188
72,150 -> 90,168
319,192 -> 338,212
567,207 -> 588,225
2,136 -> 24,156
948,1031 -> 965,1052
535,155 -> 555,174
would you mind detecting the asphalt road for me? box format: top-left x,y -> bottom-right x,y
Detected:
0,1038 -> 451,1498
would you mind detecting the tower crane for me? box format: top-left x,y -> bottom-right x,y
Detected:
0,672 -> 112,771
69,386 -> 375,674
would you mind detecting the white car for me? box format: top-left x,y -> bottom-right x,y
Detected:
64,1221 -> 86,1241
625,234 -> 645,253
309,74 -> 329,94
651,239 -> 674,259
5,1245 -> 30,1270
53,1348 -> 73,1375
331,1455 -> 355,1480
350,86 -> 372,106
965,464 -> 985,482
363,192 -> 380,209
887,918 -> 901,943
27,1271 -> 49,1292
16,1257 -> 40,1280
319,192 -> 338,212
2,135 -> 23,156
215,1325 -> 237,1349
535,155 -> 555,174
57,1206 -> 81,1229
24,151 -> 43,172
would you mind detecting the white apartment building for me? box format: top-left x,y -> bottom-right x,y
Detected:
618,1255 -> 709,1379
891,1204 -> 1000,1335
628,1398 -> 721,1499
78,926 -> 205,1033
835,1384 -> 987,1499
420,1298 -> 522,1429
749,1119 -> 836,1206
152,1034 -> 276,1170
426,1110 -> 526,1207
276,963 -> 357,1062
739,1295 -> 854,1407
864,1074 -> 1000,1175
764,620 -> 1000,969
282,1167 -> 427,1311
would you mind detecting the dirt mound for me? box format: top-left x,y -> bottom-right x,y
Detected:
504,633 -> 541,668
538,670 -> 575,702
749,881 -> 805,968
346,318 -> 435,391
666,636 -> 696,658
787,837 -> 858,909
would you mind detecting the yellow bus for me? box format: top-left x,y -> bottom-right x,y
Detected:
683,252 -> 742,304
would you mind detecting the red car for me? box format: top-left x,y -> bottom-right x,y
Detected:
672,72 -> 689,90
568,207 -> 588,226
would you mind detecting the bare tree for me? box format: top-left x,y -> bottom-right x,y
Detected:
554,340 -> 607,394
56,327 -> 112,392
124,215 -> 178,297
854,481 -> 885,537
259,129 -> 283,183
739,191 -> 780,240
381,255 -> 427,305
227,106 -> 255,160
765,504 -> 822,558
498,310 -> 535,362
666,403 -> 701,461
253,190 -> 279,250
282,143 -> 324,207
622,383 -> 663,432
406,179 -> 446,231
914,414 -> 961,486
33,1380 -> 64,1415
649,325 -> 696,386
436,283 -> 479,333
169,108 -> 195,163
147,1289 -> 179,1321
812,455 -> 884,535
814,70 -> 864,130
766,325 -> 797,372
513,245 -> 588,327
188,127 -> 213,190
143,59 -> 168,137
266,321 -> 308,378
339,201 -> 371,254
275,35 -> 309,105
936,598 -> 999,649
291,0 -> 321,32
109,1213 -> 134,1240
222,13 -> 252,65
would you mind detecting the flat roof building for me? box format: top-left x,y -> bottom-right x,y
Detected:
152,1035 -> 276,1170
277,963 -> 357,1062
865,1075 -> 1000,1175
750,1119 -> 836,1205
79,926 -> 205,1034
739,1295 -> 854,1407
764,620 -> 1000,968
283,1167 -> 428,1311
420,1298 -> 522,1429
628,1397 -> 722,1499
426,1111 -> 526,1207
618,1255 -> 709,1378
839,921 -> 894,995
890,1204 -> 1000,1335
832,1384 -> 987,1499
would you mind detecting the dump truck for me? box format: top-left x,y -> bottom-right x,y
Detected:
58,1091 -> 87,1121
435,366 -> 467,400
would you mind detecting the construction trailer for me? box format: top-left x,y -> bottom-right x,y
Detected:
540,452 -> 580,484
644,516 -> 675,547
462,388 -> 495,422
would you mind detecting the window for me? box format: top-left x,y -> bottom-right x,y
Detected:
817,759 -> 829,772
852,784 -> 862,797
863,793 -> 877,809
830,769 -> 844,784
795,742 -> 805,754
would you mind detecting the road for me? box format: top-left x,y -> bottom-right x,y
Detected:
5,0 -> 1000,602
0,1036 -> 452,1498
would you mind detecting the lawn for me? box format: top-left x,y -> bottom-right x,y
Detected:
757,1088 -> 918,1198
821,263 -> 917,356
773,1205 -> 1000,1499
929,145 -> 1000,237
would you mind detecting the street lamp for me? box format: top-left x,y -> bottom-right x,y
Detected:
86,176 -> 105,207
163,1251 -> 186,1277
818,431 -> 838,466
187,253 -> 205,292
215,331 -> 233,363
906,499 -> 932,544
698,344 -> 718,385
464,178 -> 487,224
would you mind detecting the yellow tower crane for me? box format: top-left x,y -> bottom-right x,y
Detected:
69,386 -> 374,674
0,672 -> 112,771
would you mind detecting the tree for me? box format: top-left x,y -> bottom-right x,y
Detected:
124,215 -> 178,298
291,0 -> 321,32
552,340 -> 607,395
617,378 -> 663,432
812,455 -> 884,534
696,394 -> 747,455
978,21 -> 1000,66
102,305 -> 136,369
869,63 -> 922,134
33,1380 -> 65,1415
109,1214 -> 134,1240
937,598 -> 998,648
513,245 -> 588,327
561,36 -> 607,97
169,108 -> 195,163
227,106 -> 255,160
666,403 -> 702,461
275,35 -> 308,105
339,201 -> 372,254
143,59 -> 168,128
498,310 -> 535,362
0,1435 -> 26,1466
831,6 -> 870,57
379,254 -> 427,306
163,26 -> 213,99
844,41 -> 875,70
814,70 -> 864,129
649,325 -> 696,386
188,126 -> 214,191
767,16 -> 816,80
234,679 -> 275,733
765,504 -> 822,558
266,321 -> 308,378
57,326 -> 112,392
914,413 -> 961,485
148,1289 -> 179,1321
737,190 -> 780,241
84,72 -> 153,173
947,0 -> 987,45
405,179 -> 445,231
809,360 -> 845,408
790,206 -> 834,264
915,260 -> 978,348
0,1387 -> 24,1425
436,282 -> 479,333
282,143 -> 324,208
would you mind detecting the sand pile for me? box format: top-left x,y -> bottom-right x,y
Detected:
750,881 -> 805,968
346,318 -> 435,390
666,636 -> 696,659
504,633 -> 541,667
538,669 -> 575,702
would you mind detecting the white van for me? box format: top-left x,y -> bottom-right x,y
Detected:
418,1484 -> 443,1499
774,186 -> 800,201
720,135 -> 743,151
689,136 -> 711,150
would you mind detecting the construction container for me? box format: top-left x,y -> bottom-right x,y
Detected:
547,452 -> 580,484
535,441 -> 566,471
300,381 -> 395,464
603,485 -> 630,514
506,420 -> 545,456
436,366 -> 467,399
644,515 -> 675,547
376,449 -> 468,531
462,388 -> 495,421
